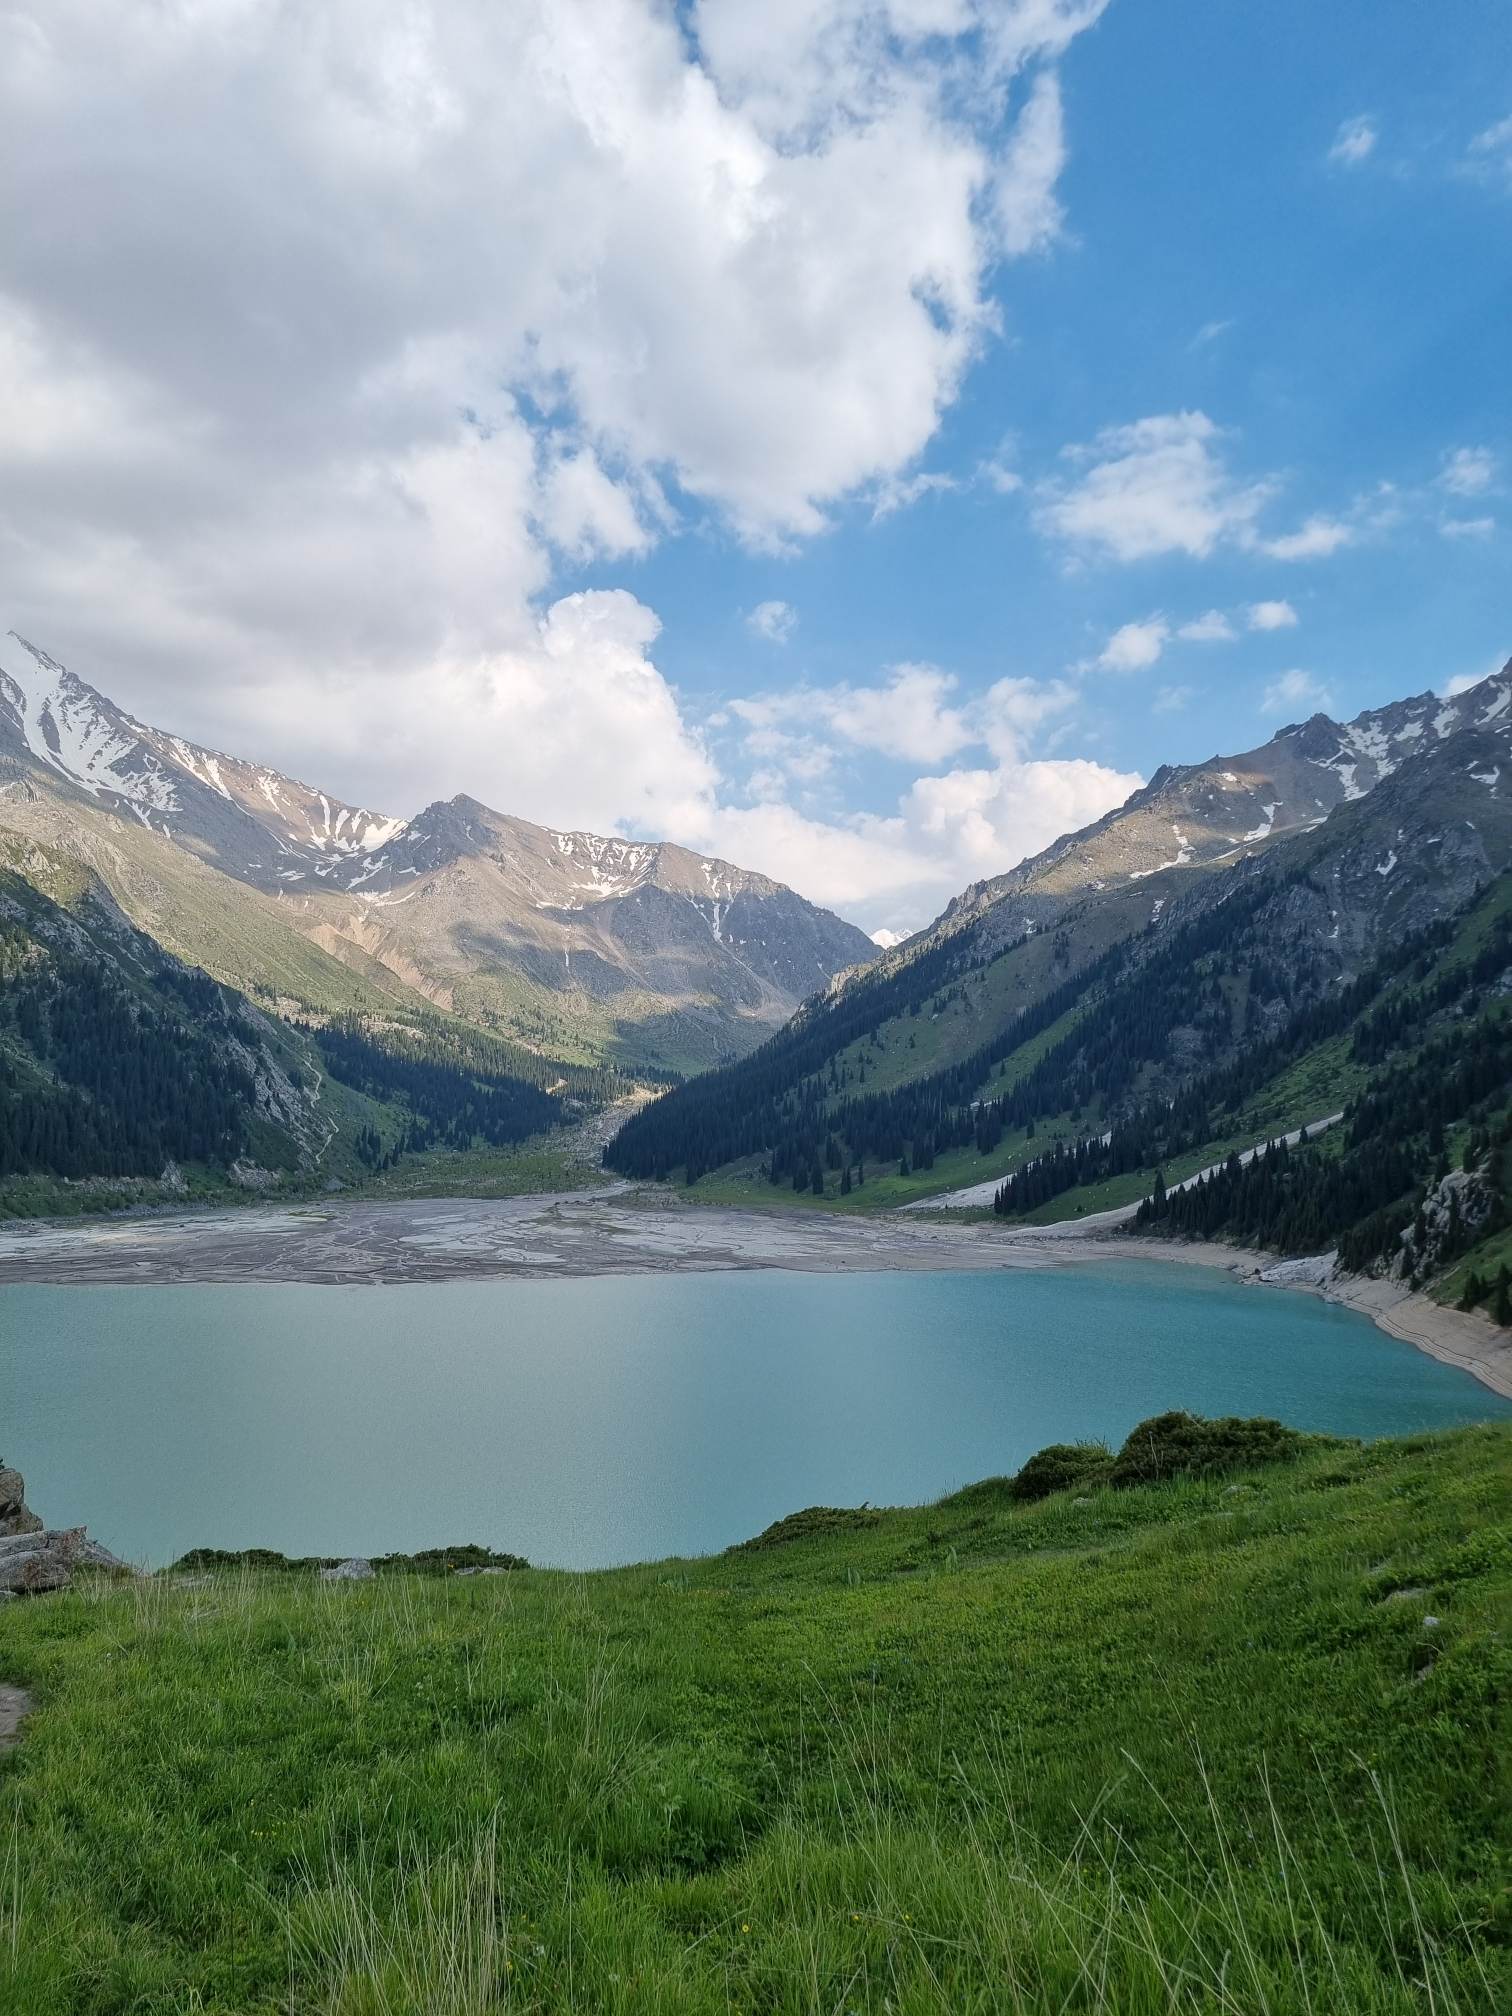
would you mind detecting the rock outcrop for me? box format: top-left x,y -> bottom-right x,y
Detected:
0,1462 -> 43,1537
0,1467 -> 132,1596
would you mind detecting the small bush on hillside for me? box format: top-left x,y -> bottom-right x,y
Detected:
1108,1411 -> 1331,1488
1009,1441 -> 1114,1502
731,1505 -> 883,1552
168,1543 -> 528,1577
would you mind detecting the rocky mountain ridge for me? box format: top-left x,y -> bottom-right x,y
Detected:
934,663 -> 1512,957
0,632 -> 875,1070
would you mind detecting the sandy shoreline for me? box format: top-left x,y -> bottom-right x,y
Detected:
2,1187 -> 1508,1400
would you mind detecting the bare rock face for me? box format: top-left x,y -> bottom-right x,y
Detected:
1394,1169 -> 1498,1282
0,1463 -> 43,1537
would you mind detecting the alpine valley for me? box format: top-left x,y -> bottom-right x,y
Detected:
0,630 -> 873,1205
5,625 -> 1512,1344
607,656 -> 1512,1327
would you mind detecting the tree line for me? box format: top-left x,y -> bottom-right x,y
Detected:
0,924 -> 254,1180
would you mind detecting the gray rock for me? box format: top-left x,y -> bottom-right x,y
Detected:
319,1557 -> 375,1582
16,1553 -> 71,1595
0,1463 -> 43,1538
1423,1615 -> 1440,1631
0,1522 -> 133,1593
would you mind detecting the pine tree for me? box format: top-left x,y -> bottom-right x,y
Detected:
1494,1264 -> 1512,1328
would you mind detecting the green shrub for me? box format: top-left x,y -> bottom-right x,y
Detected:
1108,1411 -> 1331,1487
168,1543 -> 528,1576
731,1505 -> 883,1551
1008,1441 -> 1114,1502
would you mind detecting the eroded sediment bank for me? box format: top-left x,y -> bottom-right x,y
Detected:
1,1188 -> 1507,1398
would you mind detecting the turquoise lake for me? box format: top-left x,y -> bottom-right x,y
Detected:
4,1263 -> 1508,1569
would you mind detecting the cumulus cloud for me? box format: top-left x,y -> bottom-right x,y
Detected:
1154,683 -> 1195,713
747,600 -> 799,644
1036,412 -> 1275,562
731,663 -> 974,766
0,0 -> 1107,880
700,747 -> 1139,938
1261,668 -> 1334,716
1177,609 -> 1236,643
1328,116 -> 1378,166
712,661 -> 1135,929
1256,515 -> 1354,561
1097,616 -> 1169,671
1438,446 -> 1497,496
1247,599 -> 1299,630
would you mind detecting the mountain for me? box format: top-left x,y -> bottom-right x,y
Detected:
0,834 -> 329,1195
0,632 -> 875,1071
606,661 -> 1512,1235
936,671 -> 1512,954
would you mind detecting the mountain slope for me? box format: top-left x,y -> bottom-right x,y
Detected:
0,837 -> 334,1198
0,632 -> 876,1071
606,661 -> 1512,1197
936,669 -> 1512,954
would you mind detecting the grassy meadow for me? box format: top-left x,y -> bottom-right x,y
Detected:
2,1422 -> 1509,2013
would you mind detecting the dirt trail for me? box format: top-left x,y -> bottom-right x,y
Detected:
0,1685 -> 32,1753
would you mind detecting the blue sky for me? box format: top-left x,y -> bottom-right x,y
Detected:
3,2 -> 1508,933
619,0 -> 1511,794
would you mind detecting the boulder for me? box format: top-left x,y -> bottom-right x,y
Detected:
17,1553 -> 71,1596
0,1517 -> 134,1596
319,1557 -> 375,1582
0,1463 -> 43,1538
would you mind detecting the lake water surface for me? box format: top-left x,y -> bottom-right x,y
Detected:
4,1263 -> 1507,1568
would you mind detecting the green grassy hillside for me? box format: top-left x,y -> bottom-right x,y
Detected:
3,1421 -> 1509,2013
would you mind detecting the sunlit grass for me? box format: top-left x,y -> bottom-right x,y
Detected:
1,1425 -> 1507,2012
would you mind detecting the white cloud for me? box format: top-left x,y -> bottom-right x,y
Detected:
1247,599 -> 1299,631
701,747 -> 1138,936
0,0 -> 1107,848
1154,683 -> 1195,713
1441,663 -> 1502,698
1177,609 -> 1236,642
1097,615 -> 1169,671
1261,668 -> 1334,716
871,469 -> 958,520
1256,515 -> 1354,561
1036,412 -> 1275,562
1440,516 -> 1495,541
979,459 -> 1024,494
1438,446 -> 1497,496
709,661 -> 1129,929
1328,115 -> 1378,166
993,69 -> 1068,255
747,600 -> 799,644
733,662 -> 973,765
1467,112 -> 1512,186
1190,319 -> 1234,349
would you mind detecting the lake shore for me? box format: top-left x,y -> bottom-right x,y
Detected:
2,1187 -> 1508,1399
